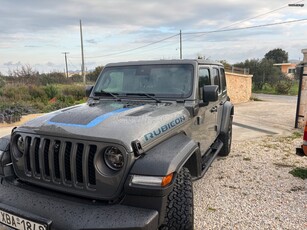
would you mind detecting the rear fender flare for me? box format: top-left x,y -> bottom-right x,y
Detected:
219,101 -> 234,135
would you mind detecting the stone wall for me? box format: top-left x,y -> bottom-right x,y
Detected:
225,72 -> 253,104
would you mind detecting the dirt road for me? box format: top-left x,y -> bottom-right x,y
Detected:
0,114 -> 43,137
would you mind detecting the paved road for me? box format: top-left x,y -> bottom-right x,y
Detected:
233,93 -> 298,141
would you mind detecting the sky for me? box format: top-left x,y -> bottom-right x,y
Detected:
1,0 -> 307,75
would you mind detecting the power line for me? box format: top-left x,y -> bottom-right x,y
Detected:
183,0 -> 305,41
68,59 -> 80,70
219,0 -> 305,30
71,3 -> 306,61
70,18 -> 306,60
85,33 -> 179,59
183,18 -> 307,35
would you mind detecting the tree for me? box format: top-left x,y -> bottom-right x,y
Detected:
264,48 -> 288,64
8,64 -> 39,78
86,66 -> 104,82
218,60 -> 232,70
234,58 -> 282,90
39,72 -> 68,85
7,64 -> 40,85
70,74 -> 83,82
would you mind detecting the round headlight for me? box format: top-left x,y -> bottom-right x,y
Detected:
104,146 -> 124,171
17,136 -> 25,153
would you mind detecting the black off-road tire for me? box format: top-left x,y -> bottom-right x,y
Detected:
159,167 -> 194,230
219,115 -> 233,156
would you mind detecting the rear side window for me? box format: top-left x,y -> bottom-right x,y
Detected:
212,68 -> 221,93
220,68 -> 227,92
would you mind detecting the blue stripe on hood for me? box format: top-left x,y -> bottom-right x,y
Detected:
47,107 -> 131,128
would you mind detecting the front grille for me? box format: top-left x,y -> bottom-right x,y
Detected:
21,136 -> 97,190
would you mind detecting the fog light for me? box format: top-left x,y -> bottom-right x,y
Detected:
104,146 -> 124,171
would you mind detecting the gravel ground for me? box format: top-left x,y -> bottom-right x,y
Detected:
194,134 -> 307,230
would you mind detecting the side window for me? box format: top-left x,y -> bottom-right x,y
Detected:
212,68 -> 221,93
199,68 -> 211,99
199,68 -> 211,87
220,68 -> 227,92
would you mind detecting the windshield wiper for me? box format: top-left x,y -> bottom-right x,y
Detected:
94,90 -> 121,101
126,93 -> 161,103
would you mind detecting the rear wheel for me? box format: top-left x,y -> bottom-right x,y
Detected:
159,167 -> 194,230
219,115 -> 233,156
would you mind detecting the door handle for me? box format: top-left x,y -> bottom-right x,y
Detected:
210,106 -> 217,113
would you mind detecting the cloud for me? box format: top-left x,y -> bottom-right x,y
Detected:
3,61 -> 22,66
46,62 -> 55,67
0,0 -> 306,74
86,39 -> 97,44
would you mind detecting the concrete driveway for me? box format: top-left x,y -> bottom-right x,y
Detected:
0,94 -> 298,140
233,94 -> 298,141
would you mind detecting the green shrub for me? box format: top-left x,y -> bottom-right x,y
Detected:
57,95 -> 74,104
43,98 -> 75,112
39,72 -> 69,86
275,80 -> 293,94
1,83 -> 86,113
44,84 -> 59,99
70,74 -> 83,82
28,85 -> 48,103
61,85 -> 85,101
2,85 -> 31,101
0,77 -> 5,89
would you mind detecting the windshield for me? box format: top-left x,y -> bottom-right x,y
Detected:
93,64 -> 194,98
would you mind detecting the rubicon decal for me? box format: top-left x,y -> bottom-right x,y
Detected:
144,116 -> 186,141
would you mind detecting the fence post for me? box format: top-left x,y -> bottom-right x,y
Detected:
295,48 -> 307,128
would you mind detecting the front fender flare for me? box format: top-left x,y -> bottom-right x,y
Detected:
130,133 -> 201,177
0,135 -> 13,178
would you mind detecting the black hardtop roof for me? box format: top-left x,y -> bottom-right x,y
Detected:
105,59 -> 223,67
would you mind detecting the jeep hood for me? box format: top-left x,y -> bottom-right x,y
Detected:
17,101 -> 190,152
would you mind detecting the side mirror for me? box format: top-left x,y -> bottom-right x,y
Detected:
86,85 -> 94,97
203,85 -> 218,103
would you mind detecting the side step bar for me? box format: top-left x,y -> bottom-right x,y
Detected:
200,139 -> 223,178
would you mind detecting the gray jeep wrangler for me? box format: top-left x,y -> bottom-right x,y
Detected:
0,59 -> 233,230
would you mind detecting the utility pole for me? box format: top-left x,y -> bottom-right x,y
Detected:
62,52 -> 69,78
80,19 -> 85,85
180,30 -> 182,59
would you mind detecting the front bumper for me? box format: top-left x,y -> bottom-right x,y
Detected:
0,180 -> 158,230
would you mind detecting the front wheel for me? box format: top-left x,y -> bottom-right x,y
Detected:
219,115 -> 233,156
159,167 -> 194,230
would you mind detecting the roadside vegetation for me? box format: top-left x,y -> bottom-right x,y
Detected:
252,81 -> 299,96
0,65 -> 103,122
232,48 -> 299,96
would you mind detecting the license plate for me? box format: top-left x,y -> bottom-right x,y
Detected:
0,209 -> 47,230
